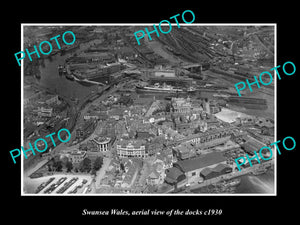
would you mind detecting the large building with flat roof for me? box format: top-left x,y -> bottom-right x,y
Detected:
116,139 -> 148,159
171,152 -> 227,184
200,163 -> 232,180
242,137 -> 266,155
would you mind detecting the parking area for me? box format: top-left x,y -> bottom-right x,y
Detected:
25,174 -> 93,195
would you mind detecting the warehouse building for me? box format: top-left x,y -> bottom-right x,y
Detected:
164,167 -> 186,185
242,137 -> 267,155
166,152 -> 228,185
200,163 -> 232,180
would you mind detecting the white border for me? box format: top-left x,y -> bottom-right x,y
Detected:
21,23 -> 277,196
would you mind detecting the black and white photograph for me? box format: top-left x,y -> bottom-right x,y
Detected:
3,4 -> 298,224
21,24 -> 276,196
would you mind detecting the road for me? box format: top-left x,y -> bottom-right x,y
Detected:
95,157 -> 112,189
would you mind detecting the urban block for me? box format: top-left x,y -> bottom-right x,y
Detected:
14,31 -> 76,66
133,10 -> 195,45
10,128 -> 71,164
234,136 -> 296,171
234,61 -> 296,97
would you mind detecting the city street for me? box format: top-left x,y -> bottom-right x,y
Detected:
95,157 -> 112,189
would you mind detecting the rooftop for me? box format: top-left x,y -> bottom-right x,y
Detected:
69,150 -> 86,156
242,137 -> 265,154
165,167 -> 184,181
213,163 -> 231,173
200,163 -> 232,177
116,139 -> 146,148
176,127 -> 233,143
173,142 -> 195,153
174,152 -> 227,172
148,170 -> 160,179
93,136 -> 111,144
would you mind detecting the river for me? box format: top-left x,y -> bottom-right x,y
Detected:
234,170 -> 275,194
37,45 -> 98,101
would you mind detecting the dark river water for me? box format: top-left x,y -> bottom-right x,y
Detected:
234,170 -> 275,194
37,51 -> 98,101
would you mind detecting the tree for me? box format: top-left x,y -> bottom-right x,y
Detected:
47,164 -> 52,172
91,168 -> 97,176
61,156 -> 69,165
93,156 -> 103,171
53,160 -> 63,172
51,155 -> 63,172
66,160 -> 73,172
120,163 -> 125,172
79,158 -> 92,173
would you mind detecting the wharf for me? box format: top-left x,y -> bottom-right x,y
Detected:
189,161 -> 273,192
165,160 -> 273,193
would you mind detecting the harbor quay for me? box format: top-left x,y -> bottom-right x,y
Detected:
189,161 -> 273,191
164,160 -> 273,193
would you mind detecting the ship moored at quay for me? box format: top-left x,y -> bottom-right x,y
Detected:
136,83 -> 198,94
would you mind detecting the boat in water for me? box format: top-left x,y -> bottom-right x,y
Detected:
225,178 -> 241,187
136,83 -> 183,94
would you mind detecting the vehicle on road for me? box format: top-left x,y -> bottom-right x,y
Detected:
57,177 -> 79,194
44,177 -> 67,194
35,177 -> 55,194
